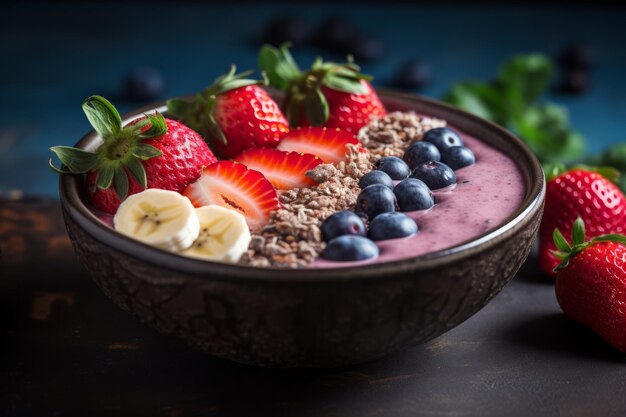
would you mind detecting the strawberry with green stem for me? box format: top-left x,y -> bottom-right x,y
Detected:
259,44 -> 386,132
167,66 -> 289,159
539,165 -> 626,278
50,96 -> 217,214
552,217 -> 626,352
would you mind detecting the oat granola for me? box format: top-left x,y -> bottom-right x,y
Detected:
239,112 -> 446,268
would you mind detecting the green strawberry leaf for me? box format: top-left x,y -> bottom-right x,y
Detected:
113,166 -> 129,200
138,112 -> 168,139
132,143 -> 162,160
125,156 -> 147,189
49,146 -> 99,174
304,89 -> 329,126
82,95 -> 123,139
553,227 -> 571,252
258,44 -> 301,91
553,217 -> 626,272
571,217 -> 586,246
96,164 -> 115,190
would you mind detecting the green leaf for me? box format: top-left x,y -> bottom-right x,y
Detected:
113,167 -> 129,200
258,44 -> 301,91
132,143 -> 162,160
569,164 -> 620,184
597,143 -> 626,171
166,98 -> 194,120
514,104 -> 585,163
553,228 -> 571,252
138,112 -> 168,139
553,257 -> 571,272
323,74 -> 366,94
543,162 -> 567,181
571,217 -> 586,246
49,146 -> 99,174
498,54 -> 553,118
304,89 -> 329,126
125,156 -> 147,189
95,164 -> 115,190
592,234 -> 626,245
443,82 -> 504,123
82,95 -> 123,138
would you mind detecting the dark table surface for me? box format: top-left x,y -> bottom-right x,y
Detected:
3,196 -> 626,417
3,3 -> 626,416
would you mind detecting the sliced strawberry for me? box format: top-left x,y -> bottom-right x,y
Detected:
183,160 -> 280,231
234,148 -> 323,190
277,127 -> 360,164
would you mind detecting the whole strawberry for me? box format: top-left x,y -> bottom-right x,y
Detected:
50,96 -> 217,214
167,66 -> 289,159
552,218 -> 626,352
539,167 -> 626,278
259,44 -> 386,133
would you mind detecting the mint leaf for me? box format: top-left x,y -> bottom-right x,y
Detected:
499,54 -> 553,118
513,104 -> 584,163
443,82 -> 500,122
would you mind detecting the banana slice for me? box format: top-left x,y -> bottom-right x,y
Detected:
113,188 -> 200,252
181,205 -> 251,262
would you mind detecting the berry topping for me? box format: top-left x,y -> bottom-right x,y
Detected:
441,146 -> 476,170
277,126 -> 361,164
392,59 -> 432,90
355,184 -> 396,220
423,127 -> 464,152
259,44 -> 386,132
410,161 -> 457,190
183,160 -> 280,231
321,235 -> 379,262
402,141 -> 441,170
321,211 -> 367,242
167,66 -> 289,159
368,212 -> 418,241
234,148 -> 322,190
49,96 -> 217,214
359,170 -> 394,190
374,156 -> 410,180
394,178 -> 434,212
539,168 -> 626,277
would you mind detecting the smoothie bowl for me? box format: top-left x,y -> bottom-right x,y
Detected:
60,56 -> 545,367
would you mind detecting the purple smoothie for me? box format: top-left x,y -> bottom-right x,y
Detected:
311,130 -> 525,268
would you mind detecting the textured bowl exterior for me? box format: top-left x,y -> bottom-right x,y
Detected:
60,92 -> 545,368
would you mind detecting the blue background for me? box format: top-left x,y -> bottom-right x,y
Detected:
1,3 -> 625,196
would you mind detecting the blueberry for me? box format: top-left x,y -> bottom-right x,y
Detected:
556,68 -> 590,94
393,59 -> 432,90
322,235 -> 379,262
394,178 -> 434,211
123,67 -> 164,102
368,212 -> 418,241
359,170 -> 394,190
350,35 -> 384,62
441,146 -> 476,170
557,44 -> 595,70
314,16 -> 357,51
375,156 -> 410,180
263,16 -> 311,46
423,127 -> 464,152
411,161 -> 457,190
321,211 -> 367,242
403,141 -> 441,170
355,184 -> 396,219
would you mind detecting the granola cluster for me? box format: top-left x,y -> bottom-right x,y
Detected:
239,111 -> 446,268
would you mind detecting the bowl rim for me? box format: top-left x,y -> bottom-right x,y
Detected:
59,90 -> 545,283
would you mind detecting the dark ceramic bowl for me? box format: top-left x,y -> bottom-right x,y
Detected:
59,91 -> 545,368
